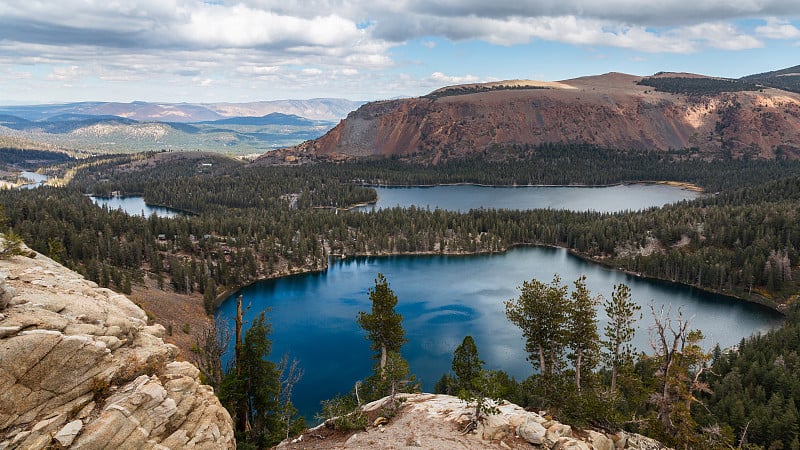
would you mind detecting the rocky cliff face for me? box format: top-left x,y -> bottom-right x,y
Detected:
0,245 -> 234,449
263,73 -> 800,164
279,393 -> 670,450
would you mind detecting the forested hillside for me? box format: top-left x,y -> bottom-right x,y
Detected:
5,146 -> 800,448
5,147 -> 800,314
742,65 -> 800,94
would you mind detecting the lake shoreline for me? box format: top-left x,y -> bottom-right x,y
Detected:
213,242 -> 786,317
88,193 -> 197,216
356,180 -> 704,193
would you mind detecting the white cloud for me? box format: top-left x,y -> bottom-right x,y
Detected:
430,72 -> 482,84
0,0 -> 797,102
47,65 -> 83,81
175,5 -> 363,48
2,68 -> 32,79
236,65 -> 280,76
675,22 -> 764,50
756,17 -> 800,39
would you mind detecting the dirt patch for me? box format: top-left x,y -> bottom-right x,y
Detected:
128,276 -> 210,360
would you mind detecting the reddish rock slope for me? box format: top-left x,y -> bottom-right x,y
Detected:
263,73 -> 800,163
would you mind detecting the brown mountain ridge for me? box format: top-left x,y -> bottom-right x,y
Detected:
260,71 -> 800,164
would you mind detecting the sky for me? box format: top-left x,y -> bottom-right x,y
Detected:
0,1 -> 798,104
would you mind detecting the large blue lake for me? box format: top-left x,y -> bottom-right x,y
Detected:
358,184 -> 700,212
218,246 -> 783,421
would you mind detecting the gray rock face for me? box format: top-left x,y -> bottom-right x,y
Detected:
517,418 -> 546,445
0,272 -> 15,310
0,247 -> 234,449
280,393 -> 672,450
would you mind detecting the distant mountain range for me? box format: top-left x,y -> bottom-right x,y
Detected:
0,99 -> 363,123
0,100 -> 363,155
260,66 -> 800,164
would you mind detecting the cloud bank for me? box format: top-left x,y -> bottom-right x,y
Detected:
0,0 -> 797,101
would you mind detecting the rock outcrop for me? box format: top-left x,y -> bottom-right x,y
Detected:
260,73 -> 800,164
0,246 -> 234,449
279,393 -> 670,450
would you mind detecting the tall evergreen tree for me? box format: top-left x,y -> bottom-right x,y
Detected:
357,273 -> 415,402
505,274 -> 569,379
452,335 -> 484,393
357,272 -> 407,377
567,275 -> 600,392
219,312 -> 281,447
602,283 -> 641,394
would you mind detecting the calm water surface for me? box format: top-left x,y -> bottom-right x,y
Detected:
90,196 -> 183,218
19,171 -> 48,189
218,247 -> 782,420
358,184 -> 700,212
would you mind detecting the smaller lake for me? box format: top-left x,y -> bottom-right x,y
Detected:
90,196 -> 183,218
19,171 -> 48,189
357,184 -> 700,213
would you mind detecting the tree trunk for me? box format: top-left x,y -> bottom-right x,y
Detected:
538,346 -> 546,379
575,348 -> 583,392
610,365 -> 618,395
235,294 -> 243,376
610,341 -> 619,394
380,344 -> 387,379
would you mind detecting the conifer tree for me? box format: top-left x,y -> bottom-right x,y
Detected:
357,272 -> 407,377
601,283 -> 640,394
505,274 -> 569,380
357,273 -> 415,402
452,335 -> 484,393
567,275 -> 600,392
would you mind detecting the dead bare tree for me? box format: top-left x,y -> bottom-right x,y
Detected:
649,303 -> 690,432
277,352 -> 304,440
191,315 -> 232,389
648,303 -> 712,448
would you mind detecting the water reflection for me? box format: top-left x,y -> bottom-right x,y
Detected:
19,171 -> 48,189
358,184 -> 700,213
90,196 -> 183,218
219,246 -> 782,419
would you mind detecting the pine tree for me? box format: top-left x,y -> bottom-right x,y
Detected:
567,275 -> 600,392
357,273 -> 415,403
505,274 -> 569,379
601,283 -> 641,394
219,312 -> 281,447
452,335 -> 484,393
203,278 -> 217,314
357,273 -> 407,378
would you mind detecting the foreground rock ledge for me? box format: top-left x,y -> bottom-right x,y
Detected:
280,393 -> 671,450
0,248 -> 234,449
